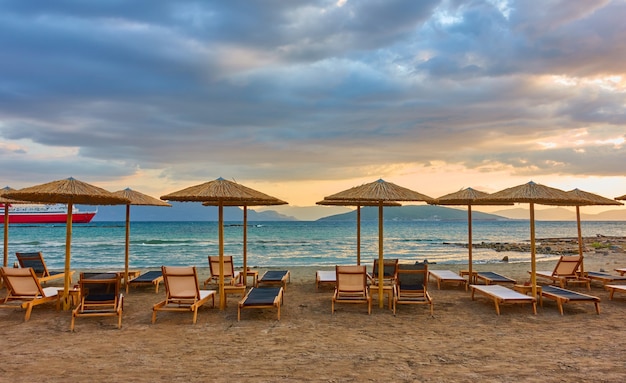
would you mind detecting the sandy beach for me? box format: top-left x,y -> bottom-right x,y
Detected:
1,249 -> 626,382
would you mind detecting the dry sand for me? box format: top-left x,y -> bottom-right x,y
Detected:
1,251 -> 626,382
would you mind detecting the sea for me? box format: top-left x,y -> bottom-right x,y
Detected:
4,220 -> 626,270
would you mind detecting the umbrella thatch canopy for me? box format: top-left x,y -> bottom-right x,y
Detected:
321,179 -> 434,308
5,177 -> 129,309
315,199 -> 401,266
566,189 -> 622,272
161,177 -> 287,309
431,187 -> 512,282
0,186 -> 33,267
477,181 -> 587,298
616,194 -> 626,201
112,188 -> 171,293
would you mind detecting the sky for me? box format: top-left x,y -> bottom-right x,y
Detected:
1,0 -> 625,219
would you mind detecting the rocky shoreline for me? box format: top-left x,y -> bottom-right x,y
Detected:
448,235 -> 626,256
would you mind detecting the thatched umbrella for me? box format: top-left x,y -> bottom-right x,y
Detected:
161,177 -> 287,310
315,200 -> 400,266
202,199 -> 287,288
477,181 -> 586,299
566,189 -> 622,273
0,186 -> 33,267
112,188 -> 171,293
616,194 -> 626,201
321,179 -> 434,308
5,177 -> 129,309
431,187 -> 512,282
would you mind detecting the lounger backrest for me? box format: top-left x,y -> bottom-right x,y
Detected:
162,266 -> 200,300
372,258 -> 399,279
79,273 -> 120,306
0,267 -> 44,297
336,265 -> 367,295
397,263 -> 428,292
208,255 -> 236,278
16,252 -> 49,277
553,256 -> 582,277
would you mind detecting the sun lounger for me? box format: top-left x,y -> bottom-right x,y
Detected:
70,272 -> 123,330
258,270 -> 290,290
332,265 -> 371,315
428,270 -> 468,290
393,263 -> 433,315
475,271 -> 516,285
368,258 -> 399,286
152,266 -> 216,324
615,268 -> 626,276
535,255 -> 590,290
606,285 -> 626,300
316,270 -> 336,291
128,270 -> 164,293
204,255 -> 242,287
470,284 -> 537,315
540,285 -> 600,315
15,251 -> 74,284
0,267 -> 59,321
585,271 -> 626,287
237,287 -> 284,321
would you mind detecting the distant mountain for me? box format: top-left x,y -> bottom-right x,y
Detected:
492,207 -> 626,221
85,202 -> 297,222
317,205 -> 507,221
256,205 -> 352,221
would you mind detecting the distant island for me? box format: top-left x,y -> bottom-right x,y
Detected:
317,205 -> 506,221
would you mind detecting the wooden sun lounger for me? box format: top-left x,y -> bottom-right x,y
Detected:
540,285 -> 600,315
128,270 -> 164,293
470,284 -> 537,315
258,270 -> 290,290
428,270 -> 468,290
606,285 -> 626,300
475,271 -> 516,285
615,268 -> 626,276
238,287 -> 284,321
0,267 -> 59,321
15,251 -> 74,284
585,271 -> 626,287
315,270 -> 336,291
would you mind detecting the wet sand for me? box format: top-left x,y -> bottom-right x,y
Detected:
1,250 -> 625,382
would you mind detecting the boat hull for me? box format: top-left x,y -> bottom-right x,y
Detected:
7,212 -> 96,224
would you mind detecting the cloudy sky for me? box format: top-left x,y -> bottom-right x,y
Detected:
1,0 -> 625,213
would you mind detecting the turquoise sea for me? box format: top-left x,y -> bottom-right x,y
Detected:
3,220 -> 626,270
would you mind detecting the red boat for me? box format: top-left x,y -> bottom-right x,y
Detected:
1,204 -> 97,224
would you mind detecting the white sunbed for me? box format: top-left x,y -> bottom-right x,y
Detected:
315,270 -> 336,291
470,284 -> 537,315
428,270 -> 468,290
606,284 -> 626,300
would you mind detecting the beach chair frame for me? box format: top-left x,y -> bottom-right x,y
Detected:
332,265 -> 371,315
393,263 -> 433,315
0,266 -> 59,321
71,272 -> 124,330
16,251 -> 74,284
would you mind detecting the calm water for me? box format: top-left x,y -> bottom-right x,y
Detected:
3,220 -> 626,270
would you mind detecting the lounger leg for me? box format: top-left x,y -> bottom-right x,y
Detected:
70,313 -> 76,331
594,302 -> 600,315
277,303 -> 281,321
557,300 -> 564,315
531,302 -> 537,315
609,288 -> 615,300
237,306 -> 241,321
192,306 -> 198,324
494,300 -> 501,315
24,302 -> 34,321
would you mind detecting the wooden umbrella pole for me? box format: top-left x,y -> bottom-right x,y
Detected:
468,205 -> 473,282
3,205 -> 8,267
530,203 -> 537,299
218,204 -> 225,310
62,202 -> 73,310
357,206 -> 361,266
243,207 -> 248,287
125,204 -> 131,294
378,202 -> 384,308
576,206 -> 585,274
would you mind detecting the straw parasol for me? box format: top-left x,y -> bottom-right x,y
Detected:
112,188 -> 171,293
476,181 -> 586,299
5,177 -> 129,309
321,179 -> 434,308
161,177 -> 287,309
566,189 -> 622,273
615,194 -> 626,201
0,186 -> 33,267
431,187 -> 512,283
315,200 -> 400,266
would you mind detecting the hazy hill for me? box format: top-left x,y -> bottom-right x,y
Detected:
492,207 -> 626,221
317,205 -> 506,221
86,202 -> 297,222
